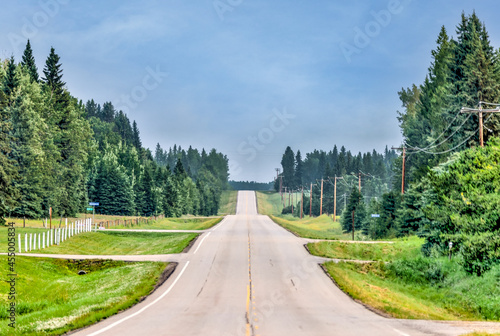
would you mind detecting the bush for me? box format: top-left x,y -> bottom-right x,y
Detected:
386,257 -> 446,285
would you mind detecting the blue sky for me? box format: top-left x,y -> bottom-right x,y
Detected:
2,0 -> 500,182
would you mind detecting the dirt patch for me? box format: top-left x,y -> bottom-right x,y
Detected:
182,235 -> 200,253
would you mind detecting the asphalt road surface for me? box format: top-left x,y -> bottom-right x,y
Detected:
72,191 -> 479,336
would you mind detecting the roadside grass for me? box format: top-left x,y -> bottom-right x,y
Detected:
24,231 -> 198,255
323,259 -> 500,321
218,190 -> 238,215
106,217 -> 222,230
269,215 -> 343,240
257,191 -> 300,216
0,256 -> 166,335
308,236 -> 423,261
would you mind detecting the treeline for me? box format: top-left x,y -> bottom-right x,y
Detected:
332,12 -> 500,276
275,145 -> 397,216
394,12 -> 500,275
0,41 -> 229,224
229,181 -> 273,191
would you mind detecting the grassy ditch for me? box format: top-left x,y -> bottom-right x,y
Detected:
308,236 -> 423,261
24,231 -> 198,255
0,256 -> 167,335
323,258 -> 500,321
218,190 -> 238,215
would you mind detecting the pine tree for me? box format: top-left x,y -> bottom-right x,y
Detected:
3,56 -> 18,97
42,47 -> 66,104
281,146 -> 295,189
21,40 -> 39,83
132,120 -> 142,151
295,150 -> 303,188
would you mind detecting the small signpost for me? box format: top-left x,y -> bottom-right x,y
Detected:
89,202 -> 99,231
371,214 -> 380,218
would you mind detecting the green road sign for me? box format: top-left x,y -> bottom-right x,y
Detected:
86,207 -> 93,211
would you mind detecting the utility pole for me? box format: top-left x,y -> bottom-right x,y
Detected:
319,179 -> 324,216
333,176 -> 343,222
284,187 -> 287,210
300,187 -> 304,219
358,172 -> 361,192
309,183 -> 313,217
461,102 -> 500,147
392,146 -> 406,194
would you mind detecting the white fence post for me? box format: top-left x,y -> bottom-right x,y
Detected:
29,234 -> 32,251
42,232 -> 45,249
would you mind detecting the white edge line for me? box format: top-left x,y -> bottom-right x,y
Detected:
193,232 -> 211,254
86,261 -> 190,336
392,328 -> 410,336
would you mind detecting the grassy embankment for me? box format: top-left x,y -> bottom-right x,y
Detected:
105,217 -> 222,230
256,191 -> 345,240
0,256 -> 167,335
218,190 -> 238,215
258,191 -> 500,326
3,230 -> 197,255
307,236 -> 422,261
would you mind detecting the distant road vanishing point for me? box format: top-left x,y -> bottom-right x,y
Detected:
74,191 -> 474,336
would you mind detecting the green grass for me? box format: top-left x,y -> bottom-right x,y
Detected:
269,215 -> 343,240
323,259 -> 500,321
218,190 -> 238,215
24,231 -> 198,255
308,236 -> 423,261
105,217 -> 222,230
256,191 -> 344,239
256,191 -> 291,216
0,256 -> 166,335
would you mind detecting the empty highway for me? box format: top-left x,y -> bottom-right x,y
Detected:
73,191 -> 477,336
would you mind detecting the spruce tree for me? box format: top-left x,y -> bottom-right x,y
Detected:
42,47 -> 66,105
21,40 -> 39,83
281,146 -> 295,189
132,120 -> 142,151
3,56 -> 18,97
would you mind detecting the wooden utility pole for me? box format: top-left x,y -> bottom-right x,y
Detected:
300,187 -> 304,219
333,176 -> 343,222
309,183 -> 313,217
319,179 -> 324,216
461,102 -> 500,147
392,147 -> 406,194
358,172 -> 361,192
